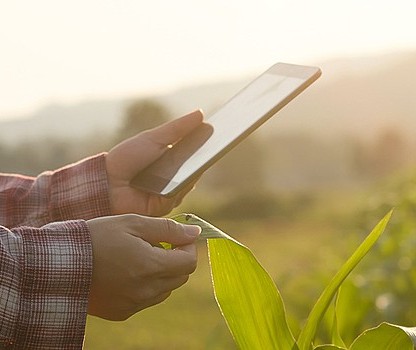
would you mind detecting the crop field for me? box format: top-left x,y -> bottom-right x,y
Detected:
83,176 -> 416,349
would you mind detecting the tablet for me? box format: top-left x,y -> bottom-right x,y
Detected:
131,62 -> 321,196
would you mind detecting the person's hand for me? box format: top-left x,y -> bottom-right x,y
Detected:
86,214 -> 201,321
105,110 -> 204,217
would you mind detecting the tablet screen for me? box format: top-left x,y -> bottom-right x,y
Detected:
132,63 -> 321,196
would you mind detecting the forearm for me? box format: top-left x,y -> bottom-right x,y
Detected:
0,153 -> 111,227
0,221 -> 92,349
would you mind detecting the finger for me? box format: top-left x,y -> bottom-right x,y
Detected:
171,177 -> 199,205
130,275 -> 190,306
121,215 -> 199,275
144,179 -> 198,217
107,110 -> 204,179
127,215 -> 201,246
145,109 -> 204,147
154,243 -> 198,276
127,110 -> 204,174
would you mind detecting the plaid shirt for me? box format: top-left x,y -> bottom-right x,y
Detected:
0,154 -> 111,349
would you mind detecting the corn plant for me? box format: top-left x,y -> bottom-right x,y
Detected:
173,211 -> 416,349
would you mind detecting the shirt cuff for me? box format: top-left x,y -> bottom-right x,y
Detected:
16,220 -> 92,349
49,153 -> 112,222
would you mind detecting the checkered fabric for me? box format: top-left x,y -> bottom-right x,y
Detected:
0,154 -> 111,349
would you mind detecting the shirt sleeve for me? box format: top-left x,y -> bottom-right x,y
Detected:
0,153 -> 112,349
0,153 -> 112,228
0,220 -> 92,349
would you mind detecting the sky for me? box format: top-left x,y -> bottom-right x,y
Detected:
0,0 -> 415,120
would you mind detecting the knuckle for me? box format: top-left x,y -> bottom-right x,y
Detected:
180,275 -> 190,286
185,247 -> 198,273
125,213 -> 143,224
157,291 -> 171,305
191,258 -> 198,273
114,213 -> 140,226
186,254 -> 198,274
162,217 -> 181,235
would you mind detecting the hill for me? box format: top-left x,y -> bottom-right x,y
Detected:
1,50 -> 415,147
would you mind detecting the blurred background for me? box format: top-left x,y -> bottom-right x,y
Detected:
1,0 -> 416,348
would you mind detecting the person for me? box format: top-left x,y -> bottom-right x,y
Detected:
0,110 -> 204,349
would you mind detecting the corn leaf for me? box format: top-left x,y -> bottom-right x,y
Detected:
313,346 -> 346,350
330,291 -> 346,348
173,213 -> 298,350
349,322 -> 416,349
297,210 -> 393,350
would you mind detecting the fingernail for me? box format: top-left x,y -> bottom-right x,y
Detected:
185,225 -> 201,237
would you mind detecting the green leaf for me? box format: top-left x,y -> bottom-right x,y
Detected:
173,214 -> 298,350
297,210 -> 393,350
350,322 -> 416,349
173,213 -> 237,241
400,325 -> 416,346
330,291 -> 346,348
313,346 -> 346,350
208,238 -> 297,350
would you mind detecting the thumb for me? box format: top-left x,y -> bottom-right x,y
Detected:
106,110 -> 203,180
145,109 -> 204,148
127,215 -> 201,246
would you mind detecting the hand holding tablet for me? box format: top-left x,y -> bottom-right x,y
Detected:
131,62 -> 321,197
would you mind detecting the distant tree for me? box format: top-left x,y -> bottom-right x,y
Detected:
1,139 -> 74,176
117,99 -> 170,142
1,100 -> 171,176
370,127 -> 409,177
350,137 -> 372,178
349,128 -> 411,182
